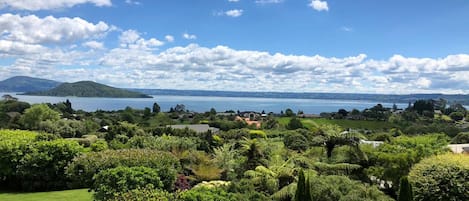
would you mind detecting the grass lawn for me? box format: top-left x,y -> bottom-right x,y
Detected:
0,189 -> 92,201
278,117 -> 397,130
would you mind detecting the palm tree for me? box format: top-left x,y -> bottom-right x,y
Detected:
318,124 -> 365,158
240,137 -> 266,171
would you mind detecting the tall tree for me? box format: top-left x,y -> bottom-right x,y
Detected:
152,102 -> 161,114
295,169 -> 312,201
397,176 -> 413,201
20,104 -> 60,130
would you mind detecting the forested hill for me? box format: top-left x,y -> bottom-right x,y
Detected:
0,76 -> 61,92
25,81 -> 152,98
129,88 -> 469,105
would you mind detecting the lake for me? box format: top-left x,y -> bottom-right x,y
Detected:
0,92 -> 410,114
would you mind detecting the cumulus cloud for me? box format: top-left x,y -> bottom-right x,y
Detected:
83,41 -> 104,49
3,39 -> 469,94
119,30 -> 164,50
0,0 -> 112,11
165,35 -> 175,42
225,9 -> 243,17
92,44 -> 469,93
0,14 -> 112,45
309,0 -> 328,11
183,33 -> 197,40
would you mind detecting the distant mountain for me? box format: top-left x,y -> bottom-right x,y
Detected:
25,81 -> 152,98
129,88 -> 469,105
0,76 -> 61,92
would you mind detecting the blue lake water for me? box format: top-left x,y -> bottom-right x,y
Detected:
1,92 -> 410,114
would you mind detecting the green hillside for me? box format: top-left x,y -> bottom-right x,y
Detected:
0,76 -> 61,92
25,81 -> 152,98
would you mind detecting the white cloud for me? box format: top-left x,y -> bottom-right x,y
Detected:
228,0 -> 239,2
165,35 -> 175,42
0,14 -> 112,45
255,0 -> 283,4
119,30 -> 164,50
125,0 -> 140,5
3,38 -> 469,94
416,77 -> 431,88
0,0 -> 112,11
183,33 -> 197,40
225,9 -> 243,17
83,41 -> 104,49
93,44 -> 469,93
309,0 -> 328,11
341,26 -> 353,32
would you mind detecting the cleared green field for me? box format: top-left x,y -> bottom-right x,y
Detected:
0,189 -> 92,201
278,117 -> 397,130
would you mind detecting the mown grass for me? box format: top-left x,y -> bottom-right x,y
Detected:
278,117 -> 397,130
0,189 -> 92,201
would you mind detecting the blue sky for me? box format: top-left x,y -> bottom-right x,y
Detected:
1,0 -> 469,94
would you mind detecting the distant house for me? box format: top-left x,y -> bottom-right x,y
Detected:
169,124 -> 220,134
98,125 -> 109,132
239,111 -> 261,121
447,144 -> 469,154
360,140 -> 384,148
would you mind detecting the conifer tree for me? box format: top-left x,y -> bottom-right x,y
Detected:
398,176 -> 413,201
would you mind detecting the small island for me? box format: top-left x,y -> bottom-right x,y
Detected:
24,81 -> 152,98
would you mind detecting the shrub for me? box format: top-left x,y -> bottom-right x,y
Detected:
449,112 -> 464,121
16,139 -> 83,191
110,187 -> 175,201
0,130 -> 82,191
451,132 -> 469,144
286,118 -> 303,130
408,153 -> 469,201
90,140 -> 108,152
0,130 -> 37,188
308,175 -> 393,201
284,132 -> 308,151
249,130 -> 267,139
179,187 -> 245,201
92,166 -> 163,201
127,135 -> 197,152
66,149 -> 180,190
106,122 -> 145,142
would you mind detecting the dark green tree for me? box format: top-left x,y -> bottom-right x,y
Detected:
398,176 -> 413,201
285,108 -> 295,117
287,118 -> 304,130
295,169 -> 306,201
152,102 -> 161,114
295,169 -> 312,201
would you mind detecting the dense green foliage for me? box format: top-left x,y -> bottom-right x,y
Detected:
1,98 -> 468,200
308,175 -> 393,201
66,149 -> 179,190
451,132 -> 469,144
92,166 -> 163,201
408,153 -> 469,201
363,134 -> 449,195
0,130 -> 83,191
25,81 -> 151,98
20,104 -> 60,130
